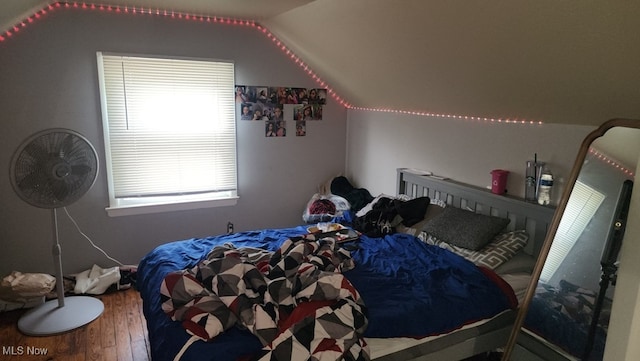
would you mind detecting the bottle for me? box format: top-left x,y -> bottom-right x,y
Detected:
537,168 -> 553,206
525,161 -> 538,202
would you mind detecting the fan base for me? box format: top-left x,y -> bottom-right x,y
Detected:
18,296 -> 104,336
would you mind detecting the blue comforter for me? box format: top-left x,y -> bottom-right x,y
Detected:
137,226 -> 515,361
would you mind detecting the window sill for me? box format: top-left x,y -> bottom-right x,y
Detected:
106,194 -> 238,217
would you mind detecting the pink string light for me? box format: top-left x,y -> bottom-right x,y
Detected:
0,1 -> 544,124
349,106 -> 543,125
589,148 -> 635,177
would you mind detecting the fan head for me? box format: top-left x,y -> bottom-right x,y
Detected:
10,128 -> 99,208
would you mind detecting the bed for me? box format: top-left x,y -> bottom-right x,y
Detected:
137,168 -> 556,361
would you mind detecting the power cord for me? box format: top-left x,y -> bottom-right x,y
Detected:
63,207 -> 125,267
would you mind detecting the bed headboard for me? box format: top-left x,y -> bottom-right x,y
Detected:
396,168 -> 556,257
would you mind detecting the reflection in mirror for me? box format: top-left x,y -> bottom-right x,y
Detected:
503,119 -> 640,361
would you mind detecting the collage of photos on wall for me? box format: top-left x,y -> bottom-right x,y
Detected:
235,85 -> 327,137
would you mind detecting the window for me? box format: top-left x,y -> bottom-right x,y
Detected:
539,180 -> 605,283
97,53 -> 237,216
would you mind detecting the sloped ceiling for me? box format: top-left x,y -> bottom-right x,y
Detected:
2,0 -> 640,127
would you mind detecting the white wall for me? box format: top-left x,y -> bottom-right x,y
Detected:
345,109 -> 593,199
0,10 -> 347,276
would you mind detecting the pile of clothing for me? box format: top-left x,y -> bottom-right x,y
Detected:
303,176 -> 431,238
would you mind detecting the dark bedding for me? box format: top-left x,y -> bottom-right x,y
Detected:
524,280 -> 609,361
137,226 -> 517,361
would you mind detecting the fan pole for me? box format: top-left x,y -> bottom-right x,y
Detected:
52,208 -> 65,307
18,207 -> 104,336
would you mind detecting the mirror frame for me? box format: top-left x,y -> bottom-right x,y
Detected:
502,118 -> 640,360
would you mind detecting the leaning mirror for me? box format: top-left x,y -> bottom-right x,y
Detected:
502,118 -> 640,360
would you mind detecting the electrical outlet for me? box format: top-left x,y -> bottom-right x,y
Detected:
227,222 -> 234,234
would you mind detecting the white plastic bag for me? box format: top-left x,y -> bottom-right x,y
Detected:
73,264 -> 121,295
1,271 -> 55,298
302,193 -> 351,223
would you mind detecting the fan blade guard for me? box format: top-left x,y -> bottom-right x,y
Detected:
10,128 -> 99,209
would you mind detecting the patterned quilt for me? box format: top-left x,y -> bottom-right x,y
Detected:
160,232 -> 369,361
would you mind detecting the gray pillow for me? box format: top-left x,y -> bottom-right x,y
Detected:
422,206 -> 510,250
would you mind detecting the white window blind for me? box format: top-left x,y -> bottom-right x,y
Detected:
539,181 -> 606,283
97,53 -> 237,215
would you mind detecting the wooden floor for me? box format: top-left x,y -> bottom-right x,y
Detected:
0,288 -> 150,361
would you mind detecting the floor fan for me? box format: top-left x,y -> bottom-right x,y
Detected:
10,128 -> 103,336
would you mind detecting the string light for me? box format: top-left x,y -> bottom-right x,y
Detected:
0,1 -> 544,125
349,106 -> 543,125
589,148 -> 635,177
